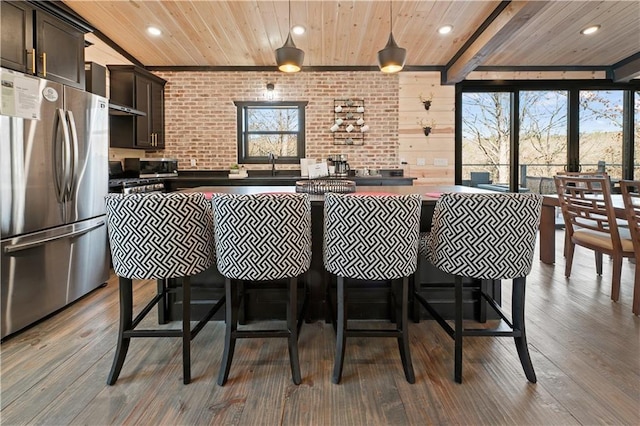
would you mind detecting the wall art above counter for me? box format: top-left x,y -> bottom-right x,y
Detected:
331,98 -> 367,145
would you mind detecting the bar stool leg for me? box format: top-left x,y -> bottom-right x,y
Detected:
325,271 -> 337,334
182,276 -> 191,385
454,275 -> 463,384
395,277 -> 415,383
107,277 -> 133,385
287,277 -> 302,384
157,279 -> 168,325
332,276 -> 347,384
512,277 -> 537,383
217,278 -> 238,386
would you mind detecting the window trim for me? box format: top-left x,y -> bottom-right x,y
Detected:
234,101 -> 308,164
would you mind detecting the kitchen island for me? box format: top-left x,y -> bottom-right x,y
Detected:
170,185 -> 497,324
164,171 -> 416,191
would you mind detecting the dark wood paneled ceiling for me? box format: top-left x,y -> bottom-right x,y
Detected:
64,1 -> 640,83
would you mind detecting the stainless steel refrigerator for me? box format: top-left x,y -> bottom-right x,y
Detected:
1,67 -> 109,339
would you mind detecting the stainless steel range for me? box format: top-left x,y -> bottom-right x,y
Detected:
108,178 -> 165,194
108,161 -> 165,194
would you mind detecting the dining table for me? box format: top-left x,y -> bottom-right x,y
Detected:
539,194 -> 628,264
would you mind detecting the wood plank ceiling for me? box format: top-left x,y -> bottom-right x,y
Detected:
64,1 -> 640,82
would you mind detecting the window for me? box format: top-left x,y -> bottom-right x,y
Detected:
456,80 -> 640,190
235,101 -> 307,164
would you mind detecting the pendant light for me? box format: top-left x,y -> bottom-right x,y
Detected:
377,1 -> 406,73
276,0 -> 304,73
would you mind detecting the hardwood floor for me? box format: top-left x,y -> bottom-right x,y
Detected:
2,231 -> 638,425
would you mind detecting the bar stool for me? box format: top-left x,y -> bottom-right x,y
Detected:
105,193 -> 224,385
415,192 -> 542,383
212,193 -> 312,386
323,192 -> 421,384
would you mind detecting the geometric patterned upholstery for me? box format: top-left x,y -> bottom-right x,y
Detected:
104,192 -> 222,386
323,192 -> 421,384
211,192 -> 311,386
418,232 -> 429,258
324,193 -> 422,280
416,192 -> 542,383
426,193 -> 543,280
211,193 -> 312,281
105,192 -> 215,280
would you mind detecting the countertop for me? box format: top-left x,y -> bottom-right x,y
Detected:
164,171 -> 416,189
181,184 -> 491,203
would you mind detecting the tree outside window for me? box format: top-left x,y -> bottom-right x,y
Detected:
235,101 -> 307,164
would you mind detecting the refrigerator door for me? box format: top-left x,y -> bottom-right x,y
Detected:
63,86 -> 108,223
0,70 -> 66,239
1,216 -> 108,338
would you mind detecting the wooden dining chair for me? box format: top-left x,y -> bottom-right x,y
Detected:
554,175 -> 634,305
555,172 -> 610,256
620,180 -> 640,315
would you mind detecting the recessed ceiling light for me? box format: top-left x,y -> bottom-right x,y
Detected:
438,25 -> 453,35
580,25 -> 600,35
292,25 -> 306,35
147,26 -> 162,36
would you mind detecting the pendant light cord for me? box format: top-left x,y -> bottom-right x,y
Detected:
389,0 -> 393,33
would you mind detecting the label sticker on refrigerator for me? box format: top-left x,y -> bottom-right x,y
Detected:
42,87 -> 58,102
0,69 -> 41,120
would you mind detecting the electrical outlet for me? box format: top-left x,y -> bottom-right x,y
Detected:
190,159 -> 197,167
434,158 -> 448,167
416,158 -> 426,166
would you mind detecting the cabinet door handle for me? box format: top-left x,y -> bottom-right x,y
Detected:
41,52 -> 47,77
27,48 -> 35,74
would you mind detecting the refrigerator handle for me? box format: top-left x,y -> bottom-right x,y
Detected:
66,110 -> 79,201
53,108 -> 71,204
3,220 -> 105,254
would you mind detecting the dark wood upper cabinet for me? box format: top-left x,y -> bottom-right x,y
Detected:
108,65 -> 166,150
34,11 -> 85,88
1,1 -> 34,73
1,1 -> 87,90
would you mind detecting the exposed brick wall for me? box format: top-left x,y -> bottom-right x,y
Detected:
151,71 -> 400,172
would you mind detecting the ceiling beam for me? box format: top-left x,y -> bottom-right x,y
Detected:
442,1 -> 549,85
611,52 -> 640,82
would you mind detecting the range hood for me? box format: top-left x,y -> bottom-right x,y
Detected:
109,102 -> 146,116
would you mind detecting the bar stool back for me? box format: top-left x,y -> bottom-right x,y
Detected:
105,192 -> 223,385
212,193 -> 312,385
416,192 -> 542,383
324,192 -> 421,384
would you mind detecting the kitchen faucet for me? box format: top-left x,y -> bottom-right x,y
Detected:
268,152 -> 277,176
